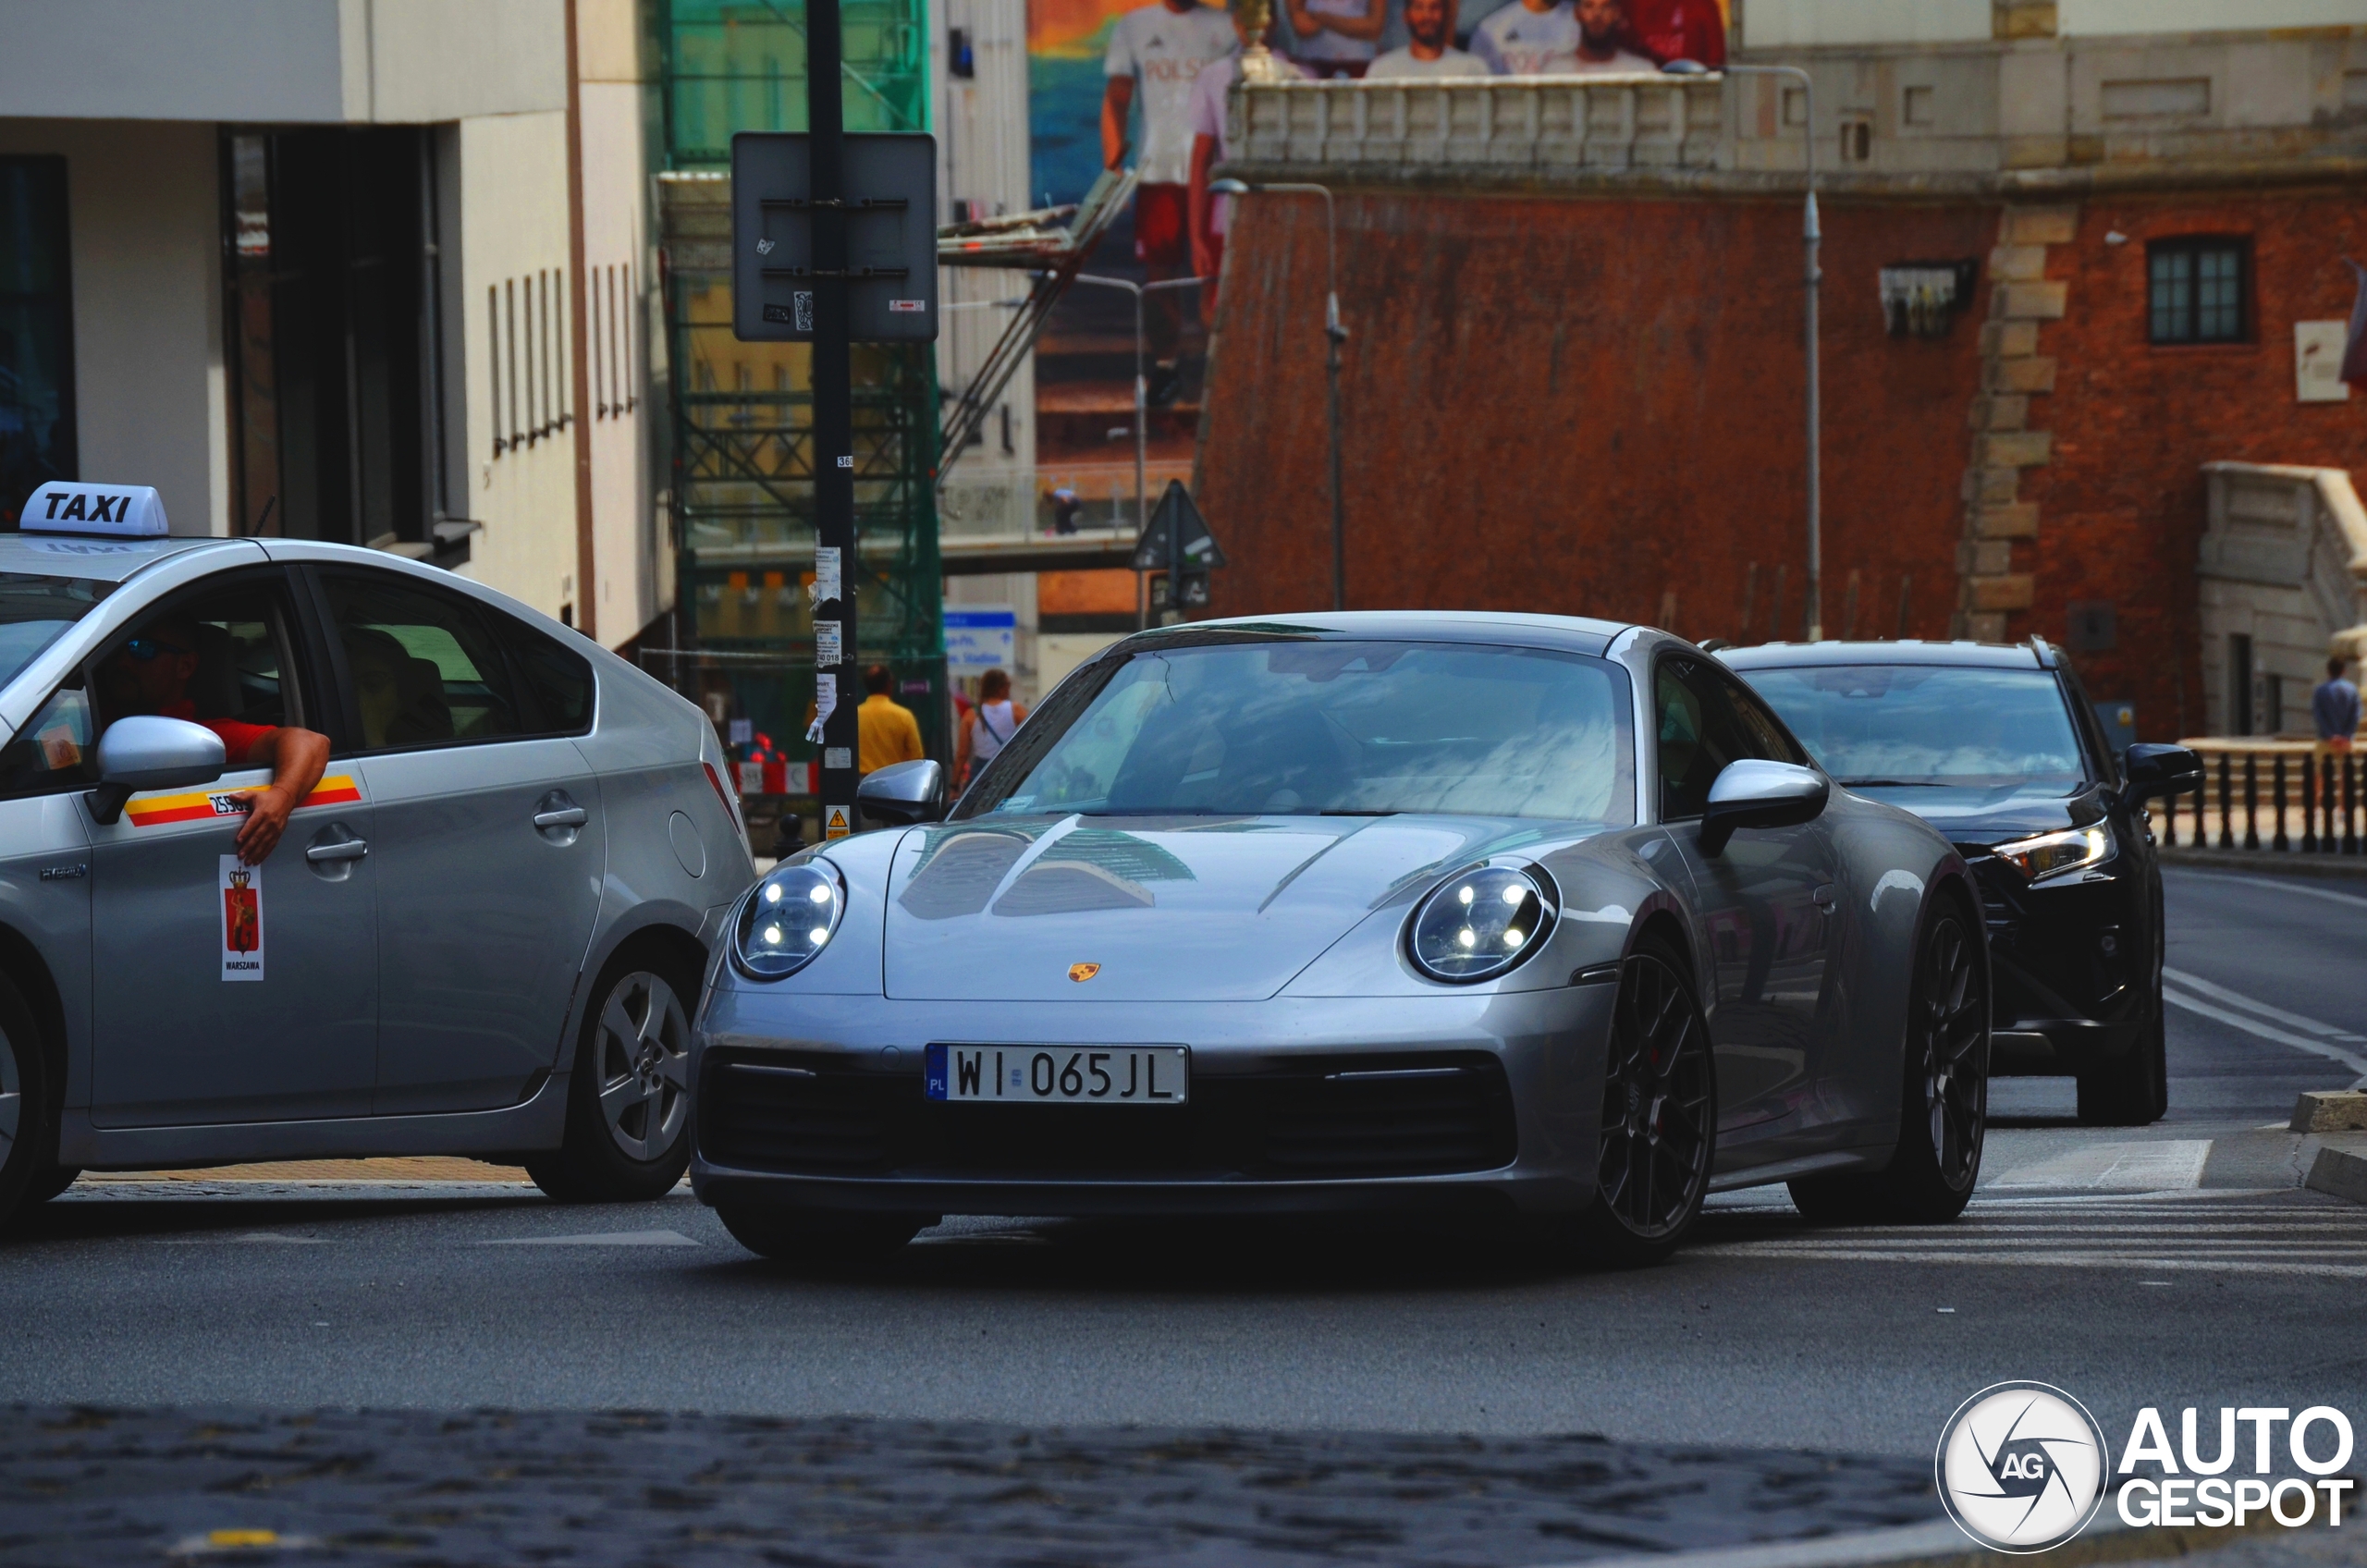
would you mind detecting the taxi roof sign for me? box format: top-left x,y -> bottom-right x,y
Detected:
22,482 -> 168,539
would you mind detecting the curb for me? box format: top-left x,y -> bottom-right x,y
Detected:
2157,848 -> 2367,881
1527,1507 -> 2282,1568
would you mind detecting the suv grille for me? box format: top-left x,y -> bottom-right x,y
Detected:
698,1050 -> 1517,1182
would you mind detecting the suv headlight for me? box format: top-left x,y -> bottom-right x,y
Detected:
1991,824 -> 2115,884
1407,862 -> 1558,984
733,861 -> 847,979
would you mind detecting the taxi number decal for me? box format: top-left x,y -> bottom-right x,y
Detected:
126,774 -> 362,828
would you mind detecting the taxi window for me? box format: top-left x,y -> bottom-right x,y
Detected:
323,573 -> 523,751
0,681 -> 94,798
0,573 -> 108,692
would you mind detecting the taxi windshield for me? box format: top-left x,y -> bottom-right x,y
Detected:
956,637 -> 1636,823
0,572 -> 107,691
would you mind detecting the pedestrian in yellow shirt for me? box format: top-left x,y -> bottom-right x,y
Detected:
856,664 -> 926,775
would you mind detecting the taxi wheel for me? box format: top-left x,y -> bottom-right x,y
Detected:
29,1166 -> 79,1204
526,957 -> 696,1204
0,973 -> 56,1231
715,1206 -> 928,1265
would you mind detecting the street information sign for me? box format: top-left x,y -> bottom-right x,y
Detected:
944,606 -> 1017,672
730,133 -> 939,345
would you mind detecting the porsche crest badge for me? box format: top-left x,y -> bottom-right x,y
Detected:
1067,962 -> 1101,983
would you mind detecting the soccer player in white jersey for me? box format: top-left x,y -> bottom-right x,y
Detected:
1470,0 -> 1579,75
1368,0 -> 1490,78
1104,0 -> 1240,403
1544,0 -> 1657,71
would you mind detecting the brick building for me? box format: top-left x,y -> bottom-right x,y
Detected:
1196,1 -> 2367,741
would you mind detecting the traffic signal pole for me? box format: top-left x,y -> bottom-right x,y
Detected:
810,0 -> 858,834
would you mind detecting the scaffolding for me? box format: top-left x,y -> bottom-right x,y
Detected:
654,0 -> 946,795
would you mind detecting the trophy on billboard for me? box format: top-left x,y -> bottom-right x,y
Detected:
1237,0 -> 1292,83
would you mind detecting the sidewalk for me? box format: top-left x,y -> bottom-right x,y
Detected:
80,1158 -> 532,1184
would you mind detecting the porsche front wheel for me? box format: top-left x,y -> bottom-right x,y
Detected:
1573,940 -> 1717,1266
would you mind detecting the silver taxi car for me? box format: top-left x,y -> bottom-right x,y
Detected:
0,483 -> 754,1226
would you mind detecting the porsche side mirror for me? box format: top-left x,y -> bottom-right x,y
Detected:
89,715 -> 226,826
2122,742 -> 2203,804
1699,760 -> 1829,856
856,758 -> 946,827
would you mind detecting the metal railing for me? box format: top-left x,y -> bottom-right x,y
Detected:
2157,742 -> 2363,855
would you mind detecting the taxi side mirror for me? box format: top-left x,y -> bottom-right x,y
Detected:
89,716 -> 225,826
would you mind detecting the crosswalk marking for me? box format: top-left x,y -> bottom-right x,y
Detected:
1697,1192 -> 2367,1279
1983,1139 -> 2212,1190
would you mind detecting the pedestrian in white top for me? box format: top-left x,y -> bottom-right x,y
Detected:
1284,0 -> 1384,77
1470,0 -> 1580,75
1542,0 -> 1657,71
957,668 -> 1029,787
1367,0 -> 1490,78
1105,0 -> 1241,404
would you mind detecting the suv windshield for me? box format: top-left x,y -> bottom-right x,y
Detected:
958,638 -> 1635,823
1735,663 -> 2086,790
0,572 -> 108,692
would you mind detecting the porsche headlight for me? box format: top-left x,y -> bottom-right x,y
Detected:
1991,824 -> 2114,884
733,861 -> 846,979
1408,863 -> 1557,984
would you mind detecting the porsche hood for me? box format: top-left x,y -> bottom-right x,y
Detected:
881,815 -> 1554,1001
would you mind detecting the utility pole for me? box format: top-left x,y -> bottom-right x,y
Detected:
810,0 -> 858,834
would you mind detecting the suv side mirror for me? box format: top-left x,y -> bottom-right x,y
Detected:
89,716 -> 226,825
2122,742 -> 2203,804
1699,759 -> 1830,856
855,758 -> 945,827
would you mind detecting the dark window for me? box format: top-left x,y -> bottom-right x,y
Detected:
2228,633 -> 2254,735
1656,655 -> 1777,821
0,680 -> 94,798
324,573 -> 523,751
494,614 -> 595,735
0,156 -> 76,528
2149,238 -> 2249,345
94,581 -> 305,736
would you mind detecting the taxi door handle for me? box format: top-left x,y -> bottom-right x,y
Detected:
306,839 -> 370,864
534,806 -> 589,829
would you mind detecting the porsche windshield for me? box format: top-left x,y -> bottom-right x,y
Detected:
0,572 -> 107,692
959,639 -> 1635,823
1735,664 -> 2085,790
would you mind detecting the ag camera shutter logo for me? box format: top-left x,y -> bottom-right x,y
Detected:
1936,1382 -> 2110,1552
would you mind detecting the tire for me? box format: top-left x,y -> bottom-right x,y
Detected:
526,954 -> 699,1204
27,1166 -> 78,1205
715,1205 -> 927,1264
0,973 -> 55,1231
1790,895 -> 1989,1225
1566,937 -> 1717,1267
2077,1011 -> 2167,1127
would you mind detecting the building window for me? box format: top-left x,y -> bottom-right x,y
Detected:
2149,238 -> 2249,345
0,156 -> 76,528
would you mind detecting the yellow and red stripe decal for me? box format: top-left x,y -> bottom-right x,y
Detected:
125,774 -> 363,828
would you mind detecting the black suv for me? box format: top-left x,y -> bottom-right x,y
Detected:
1719,639 -> 2201,1125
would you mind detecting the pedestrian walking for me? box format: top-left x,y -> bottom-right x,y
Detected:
956,668 -> 1028,787
2313,655 -> 2359,752
856,664 -> 926,775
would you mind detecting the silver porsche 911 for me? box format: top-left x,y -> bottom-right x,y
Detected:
690,613 -> 1992,1264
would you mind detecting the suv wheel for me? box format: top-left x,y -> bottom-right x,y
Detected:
527,956 -> 697,1203
2077,1012 -> 2167,1127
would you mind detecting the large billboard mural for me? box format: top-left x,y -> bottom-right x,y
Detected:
1030,0 -> 1139,209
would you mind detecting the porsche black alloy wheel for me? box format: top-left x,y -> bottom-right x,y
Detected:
1577,944 -> 1716,1264
1792,900 -> 1988,1225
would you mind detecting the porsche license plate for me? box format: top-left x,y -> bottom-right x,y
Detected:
925,1044 -> 1188,1105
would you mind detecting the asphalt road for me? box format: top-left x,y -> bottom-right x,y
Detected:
1,866 -> 2361,1541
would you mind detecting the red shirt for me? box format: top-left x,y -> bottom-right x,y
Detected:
1629,0 -> 1725,66
162,699 -> 276,766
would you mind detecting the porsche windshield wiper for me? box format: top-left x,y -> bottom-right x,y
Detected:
1837,778 -> 1949,788
1318,808 -> 1399,816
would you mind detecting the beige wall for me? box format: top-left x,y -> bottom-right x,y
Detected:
580,77 -> 655,646
0,118 -> 225,535
452,108 -> 580,620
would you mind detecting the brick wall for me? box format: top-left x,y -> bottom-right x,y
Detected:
1196,184 -> 2367,741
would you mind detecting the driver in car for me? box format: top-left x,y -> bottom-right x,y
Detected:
101,612 -> 329,863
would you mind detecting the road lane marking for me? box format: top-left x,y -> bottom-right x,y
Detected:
1984,1139 -> 2211,1189
2163,990 -> 2367,1080
2163,967 -> 2367,1041
2165,867 -> 2367,913
475,1230 -> 702,1246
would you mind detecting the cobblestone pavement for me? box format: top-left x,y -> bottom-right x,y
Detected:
0,1408 -> 1938,1568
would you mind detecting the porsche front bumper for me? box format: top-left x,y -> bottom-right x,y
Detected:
689,984 -> 1618,1219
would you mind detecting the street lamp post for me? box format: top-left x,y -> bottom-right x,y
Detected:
1068,271 -> 1206,627
1665,58 -> 1821,642
1208,177 -> 1346,613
